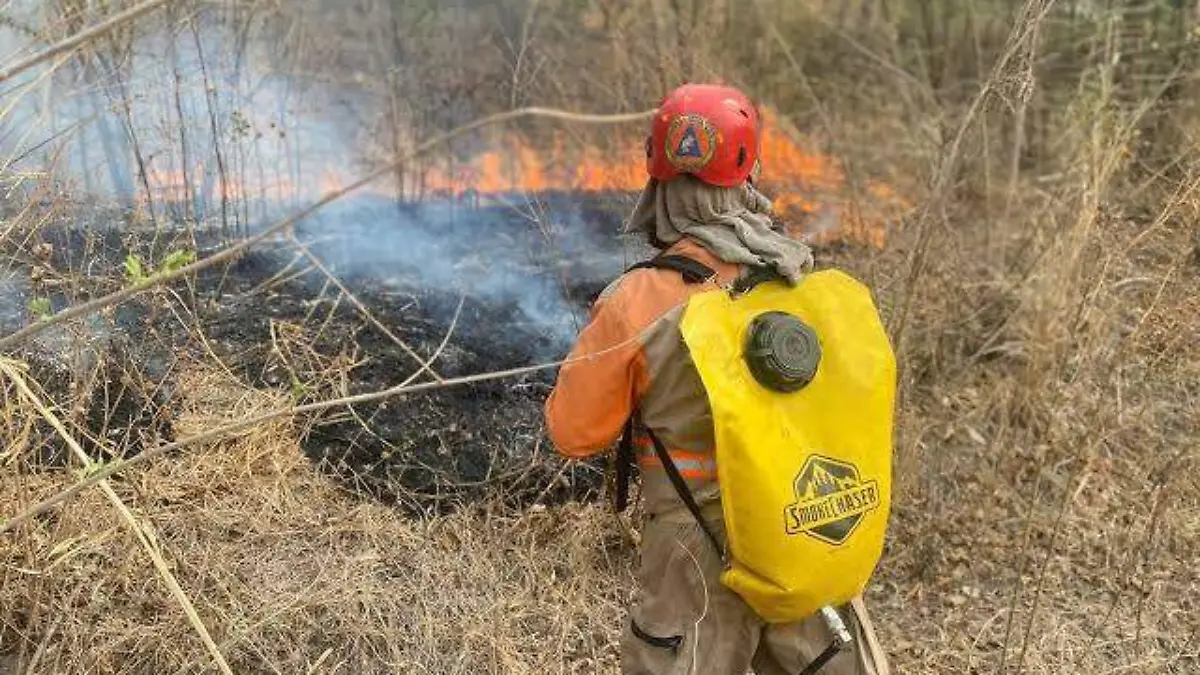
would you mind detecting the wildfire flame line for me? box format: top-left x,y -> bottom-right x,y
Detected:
128,109 -> 910,246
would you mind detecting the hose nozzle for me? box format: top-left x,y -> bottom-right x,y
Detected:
820,605 -> 853,648
798,606 -> 855,675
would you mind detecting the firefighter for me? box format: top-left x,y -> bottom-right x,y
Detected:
543,84 -> 890,675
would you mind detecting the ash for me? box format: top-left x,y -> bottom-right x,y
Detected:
9,193 -> 650,514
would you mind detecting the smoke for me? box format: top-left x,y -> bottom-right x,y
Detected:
0,271 -> 30,331
803,205 -> 841,242
0,6 -> 368,216
0,4 -> 647,357
291,193 -> 637,355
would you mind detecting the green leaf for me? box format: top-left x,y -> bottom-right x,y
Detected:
289,376 -> 310,401
78,459 -> 108,478
160,249 -> 196,274
27,297 -> 51,319
124,253 -> 147,282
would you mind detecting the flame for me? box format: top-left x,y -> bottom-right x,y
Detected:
123,108 -> 910,247
423,138 -> 649,196
419,108 -> 911,246
130,160 -> 397,214
131,160 -> 299,212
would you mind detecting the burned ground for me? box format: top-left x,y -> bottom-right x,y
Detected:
10,193 -> 641,513
201,255 -> 603,513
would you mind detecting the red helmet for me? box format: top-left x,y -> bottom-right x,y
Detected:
646,83 -> 760,188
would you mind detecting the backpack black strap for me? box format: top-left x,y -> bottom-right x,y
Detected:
732,263 -> 785,294
619,253 -> 724,557
627,254 -> 717,284
797,641 -> 846,675
630,619 -> 683,653
629,253 -> 787,294
645,426 -> 725,560
613,417 -> 636,512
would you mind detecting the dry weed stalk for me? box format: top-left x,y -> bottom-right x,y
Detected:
0,359 -> 234,675
0,0 -> 174,85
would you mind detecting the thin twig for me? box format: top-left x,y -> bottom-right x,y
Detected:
0,0 -> 174,85
530,459 -> 573,507
0,361 -> 234,675
0,281 -> 696,535
0,105 -> 654,353
21,584 -> 81,675
1012,462 -> 1089,674
287,233 -> 442,382
996,469 -> 1047,674
423,296 -> 465,380
317,292 -> 465,456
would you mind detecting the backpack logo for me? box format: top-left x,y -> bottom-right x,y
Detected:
784,455 -> 881,545
664,114 -> 717,172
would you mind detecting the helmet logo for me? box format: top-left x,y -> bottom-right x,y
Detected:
676,126 -> 703,158
664,114 -> 717,173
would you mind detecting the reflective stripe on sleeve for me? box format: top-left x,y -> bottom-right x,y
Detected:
634,446 -> 717,480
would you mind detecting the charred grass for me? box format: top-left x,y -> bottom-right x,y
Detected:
2,1 -> 1200,673
1,185 -> 1194,672
2,369 -> 630,673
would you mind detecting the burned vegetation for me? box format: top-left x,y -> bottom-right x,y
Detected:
7,192 -> 643,514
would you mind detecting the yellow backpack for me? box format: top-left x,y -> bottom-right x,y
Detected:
625,256 -> 896,625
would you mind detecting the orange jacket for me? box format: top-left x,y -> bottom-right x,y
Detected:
544,238 -> 743,513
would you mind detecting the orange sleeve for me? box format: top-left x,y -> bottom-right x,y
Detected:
543,288 -> 647,459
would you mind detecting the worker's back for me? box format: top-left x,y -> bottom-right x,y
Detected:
543,82 -> 891,674
545,237 -> 739,516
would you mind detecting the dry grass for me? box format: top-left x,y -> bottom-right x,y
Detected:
2,368 -> 633,674
1,188 -> 1194,673
1,1 -> 1199,674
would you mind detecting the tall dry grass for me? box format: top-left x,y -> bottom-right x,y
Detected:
1,0 -> 1198,673
2,367 -> 632,673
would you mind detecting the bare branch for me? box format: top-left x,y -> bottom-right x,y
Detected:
0,0 -> 175,85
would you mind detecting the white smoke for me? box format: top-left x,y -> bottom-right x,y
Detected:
0,4 -> 638,355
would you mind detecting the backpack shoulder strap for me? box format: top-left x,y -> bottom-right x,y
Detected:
626,254 -> 717,285
731,263 -> 785,294
644,425 -> 726,560
628,254 -> 786,292
613,417 -> 636,513
618,255 -> 724,556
